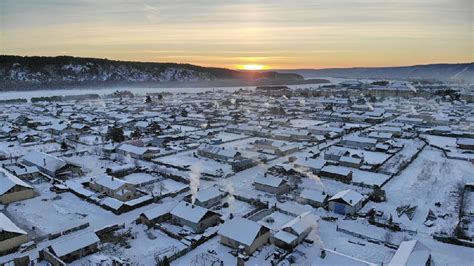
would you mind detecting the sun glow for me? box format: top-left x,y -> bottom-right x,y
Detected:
238,64 -> 266,70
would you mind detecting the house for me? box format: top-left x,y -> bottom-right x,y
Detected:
368,131 -> 393,141
328,189 -> 364,215
253,175 -> 289,194
3,164 -> 40,180
293,158 -> 327,174
0,168 -> 35,204
170,201 -> 221,233
0,213 -> 29,255
139,202 -> 177,227
339,156 -> 363,168
298,188 -> 328,208
21,150 -> 83,179
457,138 -> 474,150
89,175 -> 137,201
47,232 -> 100,263
117,144 -> 157,160
273,212 -> 315,251
388,240 -> 432,266
320,165 -> 353,183
218,217 -> 271,255
340,135 -> 378,149
197,145 -> 242,162
187,185 -> 225,208
308,125 -> 344,138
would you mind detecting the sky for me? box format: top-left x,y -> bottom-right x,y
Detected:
1,0 -> 473,69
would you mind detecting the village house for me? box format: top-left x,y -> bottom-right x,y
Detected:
320,165 -> 353,183
307,125 -> 345,138
293,158 -> 327,174
197,145 -> 243,162
298,188 -> 329,208
456,138 -> 474,150
328,189 -> 364,215
3,164 -> 40,180
388,240 -> 432,266
340,135 -> 378,149
21,150 -> 83,179
139,201 -> 177,227
116,143 -> 157,160
218,217 -> 271,255
186,185 -> 225,208
0,169 -> 35,204
339,156 -> 363,168
253,174 -> 290,195
253,139 -> 299,156
170,201 -> 221,233
89,175 -> 137,201
272,212 -> 315,251
0,213 -> 29,255
46,232 -> 100,263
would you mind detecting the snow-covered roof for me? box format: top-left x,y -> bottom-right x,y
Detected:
142,202 -> 177,220
342,135 -> 378,144
218,217 -> 268,246
21,150 -> 67,173
294,158 -> 327,170
273,230 -> 298,244
195,186 -> 223,203
281,212 -> 314,236
328,189 -> 363,206
0,212 -> 27,235
457,138 -> 474,146
93,175 -> 130,190
253,175 -> 285,188
300,188 -> 327,203
0,168 -> 33,195
170,201 -> 216,224
388,240 -> 431,266
117,144 -> 149,155
50,232 -> 100,258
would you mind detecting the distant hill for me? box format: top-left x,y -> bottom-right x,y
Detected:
0,55 -> 324,91
279,63 -> 474,83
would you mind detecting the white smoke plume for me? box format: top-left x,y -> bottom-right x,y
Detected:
189,164 -> 202,204
300,213 -> 324,248
366,102 -> 374,111
293,165 -> 325,190
223,180 -> 236,212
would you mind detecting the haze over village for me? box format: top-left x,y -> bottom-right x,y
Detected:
1,0 -> 474,266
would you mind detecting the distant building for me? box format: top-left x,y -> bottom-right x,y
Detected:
197,145 -> 242,162
116,143 -> 157,160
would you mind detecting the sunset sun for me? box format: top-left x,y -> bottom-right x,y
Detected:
238,64 -> 266,71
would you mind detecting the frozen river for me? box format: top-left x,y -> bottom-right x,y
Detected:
0,81 -> 338,101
